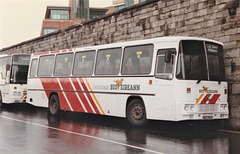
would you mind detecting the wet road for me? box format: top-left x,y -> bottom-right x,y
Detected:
0,104 -> 240,154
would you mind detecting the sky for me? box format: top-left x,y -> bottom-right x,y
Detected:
0,0 -> 113,49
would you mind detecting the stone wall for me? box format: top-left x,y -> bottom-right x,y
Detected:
1,0 -> 240,128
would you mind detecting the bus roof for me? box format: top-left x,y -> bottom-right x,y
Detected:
32,36 -> 223,56
0,53 -> 30,57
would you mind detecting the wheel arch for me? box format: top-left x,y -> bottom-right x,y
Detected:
125,96 -> 145,117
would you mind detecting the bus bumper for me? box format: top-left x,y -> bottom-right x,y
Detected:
176,103 -> 229,121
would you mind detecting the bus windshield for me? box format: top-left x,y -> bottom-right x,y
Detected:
10,55 -> 30,84
176,40 -> 225,82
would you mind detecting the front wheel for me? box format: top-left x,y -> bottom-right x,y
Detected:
49,94 -> 60,115
127,99 -> 147,127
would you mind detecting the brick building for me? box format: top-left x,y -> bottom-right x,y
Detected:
41,0 -> 109,36
41,6 -> 82,36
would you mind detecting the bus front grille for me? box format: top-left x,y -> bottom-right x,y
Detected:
198,104 -> 218,113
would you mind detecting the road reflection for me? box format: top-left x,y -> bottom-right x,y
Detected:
1,104 -> 239,153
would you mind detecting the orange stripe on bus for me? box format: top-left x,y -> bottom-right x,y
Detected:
21,94 -> 26,99
84,78 -> 105,115
195,94 -> 204,104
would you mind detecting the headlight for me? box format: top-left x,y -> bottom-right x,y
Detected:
220,105 -> 224,110
220,104 -> 228,110
184,104 -> 195,111
190,105 -> 195,111
184,105 -> 189,111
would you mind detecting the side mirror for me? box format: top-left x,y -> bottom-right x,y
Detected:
165,50 -> 172,63
6,64 -> 10,71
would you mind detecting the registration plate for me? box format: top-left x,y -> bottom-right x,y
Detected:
203,116 -> 213,120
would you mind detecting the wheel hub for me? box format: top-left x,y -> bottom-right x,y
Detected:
132,104 -> 144,120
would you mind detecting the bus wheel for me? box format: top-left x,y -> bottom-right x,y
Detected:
127,99 -> 147,127
49,94 -> 60,115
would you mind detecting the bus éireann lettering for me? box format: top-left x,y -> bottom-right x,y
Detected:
109,78 -> 140,90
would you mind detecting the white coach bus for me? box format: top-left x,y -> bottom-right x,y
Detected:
0,54 -> 30,107
27,36 -> 228,126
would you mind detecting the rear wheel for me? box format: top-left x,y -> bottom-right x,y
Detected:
127,99 -> 147,127
49,94 -> 60,115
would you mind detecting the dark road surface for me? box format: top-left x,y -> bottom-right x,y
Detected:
0,104 -> 240,154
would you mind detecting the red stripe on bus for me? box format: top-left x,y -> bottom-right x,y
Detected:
61,49 -> 67,52
71,78 -> 94,113
58,78 -> 85,112
33,52 -> 49,55
40,78 -> 71,111
209,94 -> 220,104
78,78 -> 101,114
201,94 -> 212,104
50,50 -> 60,54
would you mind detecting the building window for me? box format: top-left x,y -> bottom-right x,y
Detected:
43,28 -> 58,35
50,10 -> 70,20
90,10 -> 107,19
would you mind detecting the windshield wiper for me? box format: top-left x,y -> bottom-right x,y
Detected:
218,77 -> 221,84
196,79 -> 201,84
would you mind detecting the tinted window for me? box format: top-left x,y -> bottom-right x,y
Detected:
176,41 -> 208,80
206,42 -> 225,81
38,55 -> 54,76
122,44 -> 153,75
10,55 -> 30,84
29,59 -> 38,78
54,53 -> 73,76
12,55 -> 30,65
73,51 -> 95,75
95,48 -> 122,75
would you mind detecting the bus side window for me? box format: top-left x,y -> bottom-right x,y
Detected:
95,48 -> 122,75
38,55 -> 54,76
0,57 -> 10,79
122,44 -> 153,75
73,51 -> 95,75
155,49 -> 175,79
29,59 -> 38,78
54,53 -> 73,76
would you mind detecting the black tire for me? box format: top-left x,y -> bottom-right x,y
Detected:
49,94 -> 60,115
127,99 -> 147,127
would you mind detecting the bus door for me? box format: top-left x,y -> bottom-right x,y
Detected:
154,49 -> 176,118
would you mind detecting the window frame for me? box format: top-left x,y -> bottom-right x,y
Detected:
121,44 -> 154,76
72,50 -> 96,76
154,48 -> 176,80
29,58 -> 38,78
0,56 -> 10,79
37,55 -> 55,77
175,40 -> 226,81
95,47 -> 122,76
53,52 -> 74,77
